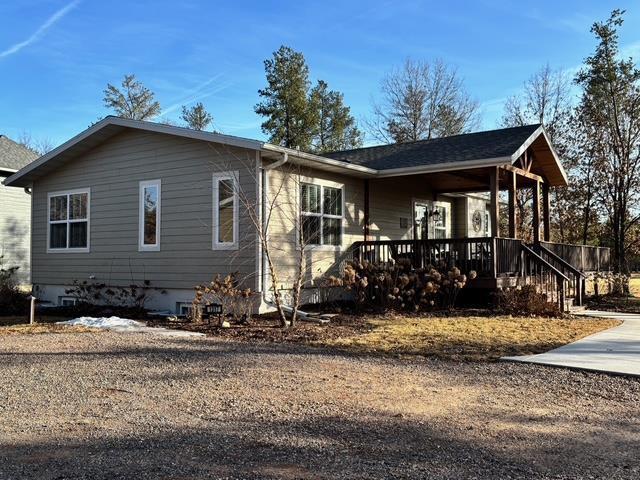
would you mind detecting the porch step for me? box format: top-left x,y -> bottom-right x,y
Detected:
565,297 -> 586,314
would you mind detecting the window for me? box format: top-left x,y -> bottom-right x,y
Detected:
139,180 -> 161,251
300,182 -> 343,247
58,296 -> 78,307
176,302 -> 193,316
48,189 -> 90,252
212,172 -> 238,249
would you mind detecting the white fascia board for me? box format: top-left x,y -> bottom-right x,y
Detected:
374,156 -> 512,178
511,125 -> 568,184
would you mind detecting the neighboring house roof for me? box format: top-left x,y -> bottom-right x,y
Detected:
324,125 -> 541,170
0,135 -> 38,173
2,116 -> 567,188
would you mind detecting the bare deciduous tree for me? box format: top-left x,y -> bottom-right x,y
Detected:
367,58 -> 480,144
204,145 -> 347,328
17,131 -> 54,156
500,64 -> 580,243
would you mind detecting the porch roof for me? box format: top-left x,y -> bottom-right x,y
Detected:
325,124 -> 568,186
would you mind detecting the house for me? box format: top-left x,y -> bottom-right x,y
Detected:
3,117 -> 609,313
0,135 -> 38,284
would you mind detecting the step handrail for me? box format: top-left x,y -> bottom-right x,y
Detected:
535,244 -> 586,278
521,244 -> 570,282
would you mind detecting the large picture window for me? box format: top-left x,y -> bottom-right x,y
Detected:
48,189 -> 90,252
212,172 -> 238,250
139,180 -> 161,251
300,182 -> 343,247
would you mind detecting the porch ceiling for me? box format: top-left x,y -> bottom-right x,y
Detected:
415,166 -> 540,194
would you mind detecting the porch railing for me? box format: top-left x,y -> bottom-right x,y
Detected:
540,241 -> 611,272
351,237 -> 611,310
351,237 -> 492,276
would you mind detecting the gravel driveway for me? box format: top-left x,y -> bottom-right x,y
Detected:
0,331 -> 638,480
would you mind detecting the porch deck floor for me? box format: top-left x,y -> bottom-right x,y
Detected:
502,310 -> 640,377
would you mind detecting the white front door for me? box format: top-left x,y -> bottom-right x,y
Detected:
413,200 -> 451,240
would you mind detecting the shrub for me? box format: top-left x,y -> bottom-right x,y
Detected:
0,264 -> 30,316
495,285 -> 561,317
64,279 -> 164,314
323,260 -> 475,313
192,273 -> 255,325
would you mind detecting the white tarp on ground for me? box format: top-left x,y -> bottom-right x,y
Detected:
57,316 -> 205,337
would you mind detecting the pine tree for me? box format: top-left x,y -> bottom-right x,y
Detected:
181,102 -> 214,131
309,80 -> 362,153
574,9 -> 640,272
255,46 -> 317,149
103,74 -> 161,120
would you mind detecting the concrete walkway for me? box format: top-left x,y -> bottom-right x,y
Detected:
503,310 -> 640,377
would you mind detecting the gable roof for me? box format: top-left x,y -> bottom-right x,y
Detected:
324,124 -> 567,185
0,135 -> 38,173
2,117 -> 568,188
325,125 -> 541,170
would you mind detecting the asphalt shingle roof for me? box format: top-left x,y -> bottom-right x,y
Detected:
324,124 -> 541,170
0,135 -> 39,171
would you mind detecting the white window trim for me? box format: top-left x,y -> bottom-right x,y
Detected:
47,188 -> 91,253
299,177 -> 345,252
212,171 -> 239,250
138,179 -> 161,252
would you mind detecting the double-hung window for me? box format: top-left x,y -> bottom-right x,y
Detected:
139,180 -> 161,251
300,182 -> 343,248
48,189 -> 90,252
212,171 -> 239,250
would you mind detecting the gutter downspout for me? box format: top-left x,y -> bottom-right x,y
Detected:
263,151 -> 288,171
261,152 -> 288,307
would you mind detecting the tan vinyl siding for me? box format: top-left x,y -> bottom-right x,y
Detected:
452,197 -> 467,238
368,176 -> 452,240
266,166 -> 364,286
0,176 -> 31,283
31,130 -> 257,290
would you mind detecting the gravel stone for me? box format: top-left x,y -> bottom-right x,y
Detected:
0,331 -> 638,479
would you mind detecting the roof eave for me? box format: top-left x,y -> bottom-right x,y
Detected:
510,125 -> 569,186
3,116 -> 268,187
374,156 -> 513,178
261,144 -> 377,176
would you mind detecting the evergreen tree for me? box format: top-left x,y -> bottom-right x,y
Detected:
574,9 -> 640,273
181,102 -> 214,131
309,80 -> 362,153
103,74 -> 160,120
255,46 -> 317,149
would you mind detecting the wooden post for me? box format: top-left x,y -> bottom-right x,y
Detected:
489,167 -> 500,238
508,169 -> 517,238
532,179 -> 541,244
542,182 -> 551,242
363,179 -> 370,241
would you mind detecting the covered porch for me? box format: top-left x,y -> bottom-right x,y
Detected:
351,139 -> 610,310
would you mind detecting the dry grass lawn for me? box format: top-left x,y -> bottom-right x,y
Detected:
0,317 -> 96,335
319,315 -> 621,361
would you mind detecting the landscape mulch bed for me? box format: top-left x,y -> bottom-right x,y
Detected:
147,312 -> 375,344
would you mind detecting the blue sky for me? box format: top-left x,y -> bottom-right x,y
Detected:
1,0 -> 638,148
